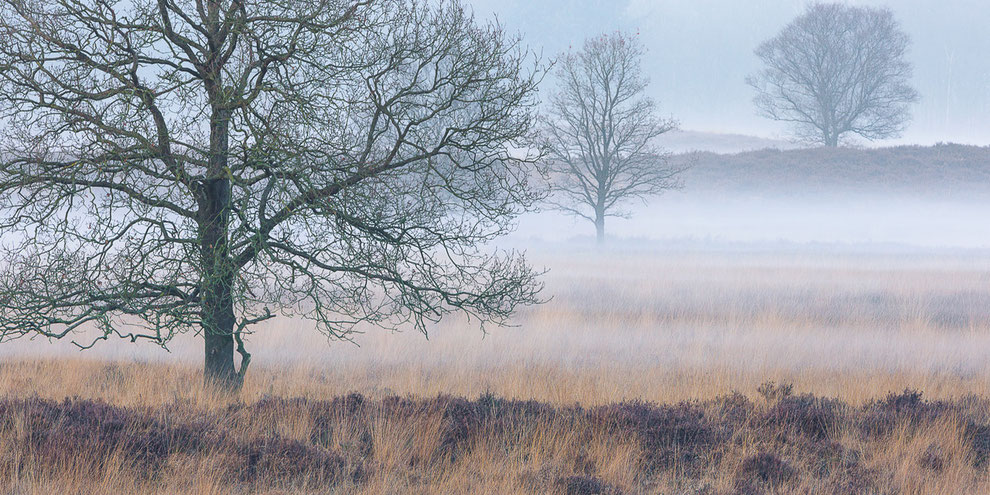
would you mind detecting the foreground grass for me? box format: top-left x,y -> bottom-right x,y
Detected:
2,360 -> 990,494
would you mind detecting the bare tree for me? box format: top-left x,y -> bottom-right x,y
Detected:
542,32 -> 680,244
0,0 -> 547,390
748,3 -> 919,147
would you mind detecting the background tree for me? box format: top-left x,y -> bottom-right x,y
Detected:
543,32 -> 680,244
0,0 -> 546,390
747,3 -> 919,147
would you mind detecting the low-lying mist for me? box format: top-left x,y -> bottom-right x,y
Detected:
5,245 -> 990,404
510,192 -> 990,248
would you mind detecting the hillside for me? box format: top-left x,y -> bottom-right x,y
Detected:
656,130 -> 798,154
670,143 -> 990,198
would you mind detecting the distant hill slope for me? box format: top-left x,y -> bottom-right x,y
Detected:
657,130 -> 798,154
670,143 -> 990,198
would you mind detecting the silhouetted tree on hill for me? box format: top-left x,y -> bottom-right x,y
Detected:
748,3 -> 919,147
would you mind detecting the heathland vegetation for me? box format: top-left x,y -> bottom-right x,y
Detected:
5,361 -> 990,494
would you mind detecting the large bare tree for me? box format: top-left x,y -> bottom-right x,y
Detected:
0,0 -> 547,390
543,32 -> 680,244
748,3 -> 919,147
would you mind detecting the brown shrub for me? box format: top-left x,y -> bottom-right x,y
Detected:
735,452 -> 797,493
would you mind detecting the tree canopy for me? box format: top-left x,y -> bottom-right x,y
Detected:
0,0 -> 546,388
748,3 -> 919,147
542,32 -> 680,243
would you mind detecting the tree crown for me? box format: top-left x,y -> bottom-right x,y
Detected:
0,0 -> 547,363
748,2 -> 919,146
542,32 -> 680,238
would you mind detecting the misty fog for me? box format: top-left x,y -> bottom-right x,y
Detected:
453,0 -> 990,251
509,195 -> 990,249
468,0 -> 990,146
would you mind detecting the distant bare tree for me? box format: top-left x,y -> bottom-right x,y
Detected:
748,3 -> 919,147
543,32 -> 680,244
0,0 -> 546,390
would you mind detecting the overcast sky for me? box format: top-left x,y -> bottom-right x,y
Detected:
465,0 -> 990,146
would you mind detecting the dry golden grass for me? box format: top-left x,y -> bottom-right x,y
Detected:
2,248 -> 990,493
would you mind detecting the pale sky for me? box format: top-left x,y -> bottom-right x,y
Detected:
466,0 -> 990,146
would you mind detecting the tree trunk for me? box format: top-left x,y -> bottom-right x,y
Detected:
594,208 -> 606,244
204,310 -> 237,387
200,104 -> 243,391
201,177 -> 241,390
824,129 -> 839,147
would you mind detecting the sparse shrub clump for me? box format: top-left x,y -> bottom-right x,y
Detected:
735,452 -> 797,493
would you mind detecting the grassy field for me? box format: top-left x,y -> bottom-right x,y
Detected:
2,247 -> 990,493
